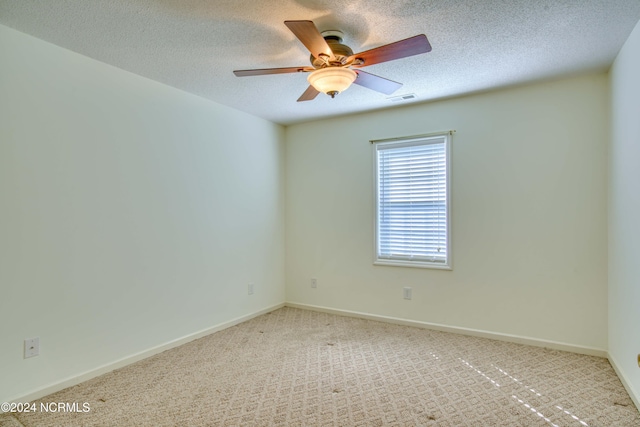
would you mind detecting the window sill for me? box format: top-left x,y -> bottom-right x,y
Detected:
374,259 -> 452,270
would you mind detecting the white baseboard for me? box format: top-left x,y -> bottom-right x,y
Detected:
8,303 -> 285,404
285,302 -> 608,358
608,353 -> 640,412
8,301 -> 612,405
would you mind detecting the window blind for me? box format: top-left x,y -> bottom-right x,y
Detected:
376,136 -> 448,265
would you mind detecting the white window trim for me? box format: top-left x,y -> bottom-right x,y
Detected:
372,131 -> 453,270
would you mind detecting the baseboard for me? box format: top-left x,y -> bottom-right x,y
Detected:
8,302 -> 285,404
8,301 -> 611,404
608,353 -> 640,412
285,302 -> 607,358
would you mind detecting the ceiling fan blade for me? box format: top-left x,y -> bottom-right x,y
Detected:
297,85 -> 320,102
233,66 -> 313,77
285,20 -> 335,61
348,34 -> 431,68
353,70 -> 402,95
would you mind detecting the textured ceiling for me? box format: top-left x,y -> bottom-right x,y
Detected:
1,1 -> 639,125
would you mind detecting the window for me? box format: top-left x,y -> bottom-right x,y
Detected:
373,132 -> 451,269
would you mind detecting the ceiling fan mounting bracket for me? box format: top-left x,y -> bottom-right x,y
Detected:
320,30 -> 344,43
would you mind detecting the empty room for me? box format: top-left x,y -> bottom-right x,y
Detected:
1,0 -> 639,425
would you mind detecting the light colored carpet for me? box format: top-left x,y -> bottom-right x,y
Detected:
2,307 -> 639,426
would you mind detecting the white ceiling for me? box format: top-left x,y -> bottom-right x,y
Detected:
1,1 -> 639,125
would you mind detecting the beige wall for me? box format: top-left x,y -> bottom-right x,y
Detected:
285,74 -> 609,351
0,25 -> 285,402
609,19 -> 640,406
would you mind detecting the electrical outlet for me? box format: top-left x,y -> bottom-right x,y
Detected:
248,283 -> 254,295
311,278 -> 317,288
24,337 -> 39,358
403,287 -> 412,300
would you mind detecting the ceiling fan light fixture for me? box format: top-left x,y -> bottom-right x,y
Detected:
307,67 -> 357,98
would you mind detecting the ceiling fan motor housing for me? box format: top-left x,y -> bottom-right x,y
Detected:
310,30 -> 354,68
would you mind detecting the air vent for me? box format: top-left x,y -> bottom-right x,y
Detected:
387,93 -> 417,102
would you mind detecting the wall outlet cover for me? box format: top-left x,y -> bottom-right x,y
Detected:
24,337 -> 40,358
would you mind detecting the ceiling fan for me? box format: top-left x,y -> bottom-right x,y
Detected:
233,20 -> 432,102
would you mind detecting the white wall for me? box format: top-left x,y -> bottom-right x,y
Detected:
286,74 -> 609,351
609,19 -> 640,405
0,24 -> 285,402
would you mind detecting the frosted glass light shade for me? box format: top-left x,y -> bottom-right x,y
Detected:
307,67 -> 357,97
